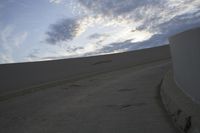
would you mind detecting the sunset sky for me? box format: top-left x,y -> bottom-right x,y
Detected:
0,0 -> 200,64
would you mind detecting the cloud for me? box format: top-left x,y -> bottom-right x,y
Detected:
39,0 -> 200,62
27,49 -> 40,60
14,32 -> 28,47
0,26 -> 28,49
76,0 -> 200,51
74,1 -> 200,40
88,33 -> 109,40
85,34 -> 169,56
49,0 -> 63,4
0,53 -> 14,64
46,18 -> 80,44
77,0 -> 200,34
78,0 -> 161,16
0,25 -> 28,64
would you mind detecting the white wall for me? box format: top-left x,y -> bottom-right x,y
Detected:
0,45 -> 170,96
170,27 -> 200,103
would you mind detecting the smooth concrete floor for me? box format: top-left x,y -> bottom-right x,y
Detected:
0,60 -> 178,133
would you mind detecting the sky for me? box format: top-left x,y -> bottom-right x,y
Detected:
0,0 -> 200,64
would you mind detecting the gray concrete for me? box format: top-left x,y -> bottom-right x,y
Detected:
159,27 -> 200,133
0,45 -> 170,97
169,27 -> 200,103
0,59 -> 178,133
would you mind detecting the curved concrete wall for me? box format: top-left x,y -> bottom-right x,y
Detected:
169,27 -> 200,103
0,45 -> 170,96
160,71 -> 200,133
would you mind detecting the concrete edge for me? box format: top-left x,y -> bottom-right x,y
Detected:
160,70 -> 200,133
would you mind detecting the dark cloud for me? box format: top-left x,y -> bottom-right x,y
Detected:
46,18 -> 79,44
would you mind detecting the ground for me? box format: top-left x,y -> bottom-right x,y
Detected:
0,60 -> 178,133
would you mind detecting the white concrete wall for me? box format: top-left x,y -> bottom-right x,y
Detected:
169,27 -> 200,103
0,45 -> 170,96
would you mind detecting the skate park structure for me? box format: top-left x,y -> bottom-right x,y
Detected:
0,28 -> 199,133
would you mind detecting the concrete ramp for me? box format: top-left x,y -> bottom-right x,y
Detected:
0,59 -> 178,133
0,45 -> 181,133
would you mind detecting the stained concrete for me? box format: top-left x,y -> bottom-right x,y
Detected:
0,60 -> 178,133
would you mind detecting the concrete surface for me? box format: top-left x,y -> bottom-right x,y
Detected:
169,27 -> 200,103
0,45 -> 170,97
161,70 -> 200,133
0,59 -> 178,133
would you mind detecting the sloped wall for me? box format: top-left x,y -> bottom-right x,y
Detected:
0,45 -> 170,96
